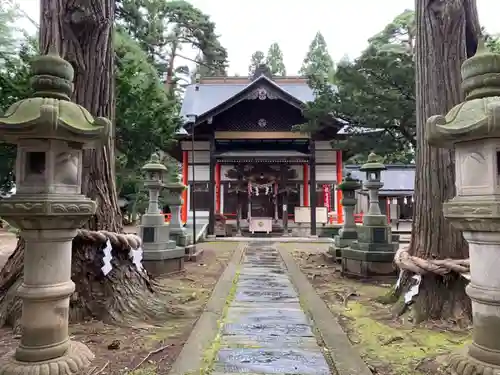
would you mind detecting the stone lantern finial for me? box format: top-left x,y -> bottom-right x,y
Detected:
461,39 -> 500,101
31,53 -> 74,100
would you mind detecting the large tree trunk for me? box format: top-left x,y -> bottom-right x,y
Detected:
408,0 -> 480,322
39,0 -> 121,231
0,0 -> 186,329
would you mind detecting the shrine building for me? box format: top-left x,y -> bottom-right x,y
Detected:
173,65 -> 348,237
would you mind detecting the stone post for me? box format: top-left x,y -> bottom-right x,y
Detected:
329,173 -> 361,260
0,53 -> 109,374
140,154 -> 184,275
164,171 -> 188,246
341,153 -> 398,278
425,43 -> 500,375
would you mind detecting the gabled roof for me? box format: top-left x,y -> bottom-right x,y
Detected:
179,75 -> 315,127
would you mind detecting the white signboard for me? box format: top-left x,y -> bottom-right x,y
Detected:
294,206 -> 328,224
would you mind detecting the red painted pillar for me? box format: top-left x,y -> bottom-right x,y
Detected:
181,151 -> 188,224
303,164 -> 309,206
215,163 -> 221,213
336,150 -> 343,224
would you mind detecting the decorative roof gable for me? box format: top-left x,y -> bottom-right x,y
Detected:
180,75 -> 316,126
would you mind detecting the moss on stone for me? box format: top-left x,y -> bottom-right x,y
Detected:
200,269 -> 240,375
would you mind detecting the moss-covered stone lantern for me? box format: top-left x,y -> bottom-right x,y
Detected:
425,42 -> 500,375
142,153 -> 167,214
0,53 -> 109,374
164,172 -> 188,246
139,153 -> 184,276
329,173 -> 362,260
341,153 -> 398,278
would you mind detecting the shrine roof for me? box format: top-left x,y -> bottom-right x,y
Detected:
179,75 -> 317,123
345,164 -> 415,196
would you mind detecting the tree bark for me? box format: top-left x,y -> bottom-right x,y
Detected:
0,0 -> 186,329
39,0 -> 121,231
408,0 -> 480,322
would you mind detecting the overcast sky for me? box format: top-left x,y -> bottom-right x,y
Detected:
14,0 -> 500,75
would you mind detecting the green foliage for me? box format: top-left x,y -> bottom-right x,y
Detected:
0,5 -> 37,194
115,30 -> 181,169
486,33 -> 500,53
248,50 -> 265,76
299,31 -> 334,82
266,43 -> 286,76
302,10 -> 416,163
116,0 -> 228,88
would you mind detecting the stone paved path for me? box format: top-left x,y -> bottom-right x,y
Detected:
212,241 -> 332,375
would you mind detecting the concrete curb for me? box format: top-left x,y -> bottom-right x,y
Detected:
168,242 -> 246,375
278,245 -> 372,375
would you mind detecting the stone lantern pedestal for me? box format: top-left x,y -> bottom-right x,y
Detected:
328,173 -> 361,260
341,153 -> 398,278
0,53 -> 109,374
426,43 -> 500,375
164,173 -> 189,247
139,154 -> 184,276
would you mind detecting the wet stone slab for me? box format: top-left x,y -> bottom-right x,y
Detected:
214,348 -> 331,375
221,334 -> 320,349
237,279 -> 293,289
226,307 -> 308,325
223,322 -> 313,337
234,288 -> 298,303
230,301 -> 303,309
239,267 -> 286,275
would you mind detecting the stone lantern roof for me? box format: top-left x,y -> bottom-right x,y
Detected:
142,153 -> 167,173
427,40 -> 500,147
359,152 -> 386,173
0,52 -> 109,144
337,172 -> 361,192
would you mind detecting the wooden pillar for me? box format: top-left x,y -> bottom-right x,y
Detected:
181,151 -> 188,224
310,141 -> 317,236
303,164 -> 309,206
336,150 -> 344,224
208,138 -> 215,236
215,163 -> 221,213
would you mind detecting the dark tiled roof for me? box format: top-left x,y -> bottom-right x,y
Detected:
180,76 -> 315,121
345,164 -> 415,193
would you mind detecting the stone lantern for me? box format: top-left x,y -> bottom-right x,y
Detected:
341,153 -> 398,278
139,154 -> 184,275
426,43 -> 500,374
0,53 -> 109,373
164,172 -> 189,246
360,152 -> 386,218
329,172 -> 362,260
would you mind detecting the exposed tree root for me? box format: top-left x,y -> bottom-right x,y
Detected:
393,271 -> 471,326
0,236 -> 190,331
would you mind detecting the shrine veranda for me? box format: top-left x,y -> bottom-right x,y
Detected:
173,70 -> 345,237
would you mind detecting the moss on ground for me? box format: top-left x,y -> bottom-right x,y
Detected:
342,301 -> 471,374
